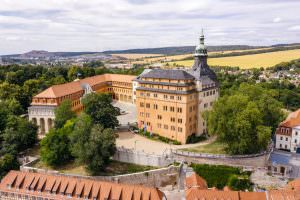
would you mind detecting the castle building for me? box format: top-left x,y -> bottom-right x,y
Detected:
135,31 -> 219,143
28,74 -> 136,135
28,32 -> 219,144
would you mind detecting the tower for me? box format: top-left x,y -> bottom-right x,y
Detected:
192,29 -> 208,70
191,30 -> 217,82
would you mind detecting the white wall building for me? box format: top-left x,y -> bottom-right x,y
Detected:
275,109 -> 300,153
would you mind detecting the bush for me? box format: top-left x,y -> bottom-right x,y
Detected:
191,163 -> 252,191
227,175 -> 252,191
138,129 -> 181,145
0,154 -> 20,179
186,134 -> 207,144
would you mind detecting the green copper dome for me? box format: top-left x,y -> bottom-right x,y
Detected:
194,29 -> 207,57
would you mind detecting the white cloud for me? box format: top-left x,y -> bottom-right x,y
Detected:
0,0 -> 299,54
288,25 -> 300,31
273,17 -> 281,23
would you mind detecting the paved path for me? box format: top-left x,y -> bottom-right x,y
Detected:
116,132 -> 214,155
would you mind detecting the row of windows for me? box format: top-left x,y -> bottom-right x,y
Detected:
139,103 -> 185,113
157,123 -> 183,132
203,89 -> 217,97
140,92 -> 184,100
0,192 -> 53,200
203,102 -> 214,108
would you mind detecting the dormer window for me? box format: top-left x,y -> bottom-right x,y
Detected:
6,184 -> 11,189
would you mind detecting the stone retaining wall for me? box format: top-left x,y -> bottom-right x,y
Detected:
113,147 -> 173,167
20,161 -> 180,188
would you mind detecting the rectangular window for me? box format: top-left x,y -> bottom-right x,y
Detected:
163,106 -> 168,111
177,107 -> 182,113
170,106 -> 175,112
178,127 -> 183,132
171,126 -> 176,131
164,124 -> 168,129
146,103 -> 150,108
157,115 -> 162,120
178,119 -> 183,123
140,102 -> 144,107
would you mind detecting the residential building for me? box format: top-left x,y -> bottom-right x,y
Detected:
28,74 -> 136,135
0,170 -> 164,200
135,31 -> 219,143
275,109 -> 300,152
267,150 -> 300,178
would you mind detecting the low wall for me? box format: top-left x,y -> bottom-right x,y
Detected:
113,147 -> 173,167
172,149 -> 268,159
21,162 -> 180,188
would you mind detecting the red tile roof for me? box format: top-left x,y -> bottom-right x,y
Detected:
185,173 -> 300,200
185,173 -> 208,190
280,109 -> 300,128
34,74 -> 136,99
0,171 -> 164,200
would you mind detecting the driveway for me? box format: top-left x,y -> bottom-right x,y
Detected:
116,132 -> 214,155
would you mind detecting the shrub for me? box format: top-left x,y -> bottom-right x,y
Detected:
191,163 -> 252,191
186,134 -> 207,144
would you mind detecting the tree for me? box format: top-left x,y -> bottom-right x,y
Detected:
40,121 -> 74,166
207,84 -> 283,154
85,125 -> 116,174
0,154 -> 20,179
69,114 -> 116,174
1,116 -> 38,155
82,93 -> 119,129
69,113 -> 93,163
54,100 -> 76,129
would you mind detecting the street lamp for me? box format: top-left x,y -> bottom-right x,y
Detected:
134,140 -> 139,150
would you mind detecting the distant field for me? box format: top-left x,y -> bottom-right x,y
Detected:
131,47 -> 274,64
167,49 -> 300,69
112,53 -> 163,59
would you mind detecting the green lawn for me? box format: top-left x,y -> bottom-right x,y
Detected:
32,160 -> 156,176
181,140 -> 227,154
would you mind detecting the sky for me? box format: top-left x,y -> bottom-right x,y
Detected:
0,0 -> 300,55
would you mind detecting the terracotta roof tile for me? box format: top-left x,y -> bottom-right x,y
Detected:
280,109 -> 300,128
186,173 -> 208,190
0,171 -> 163,200
34,74 -> 136,99
287,178 -> 300,191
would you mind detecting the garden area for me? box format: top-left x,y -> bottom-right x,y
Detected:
191,163 -> 253,191
32,159 -> 156,176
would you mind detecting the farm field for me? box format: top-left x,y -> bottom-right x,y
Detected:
166,49 -> 300,69
112,53 -> 163,59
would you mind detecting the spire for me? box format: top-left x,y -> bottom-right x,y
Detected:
194,29 -> 207,57
200,28 -> 204,45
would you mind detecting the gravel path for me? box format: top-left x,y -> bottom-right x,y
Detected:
116,132 -> 214,155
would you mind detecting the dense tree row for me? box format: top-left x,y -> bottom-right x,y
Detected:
0,64 -> 144,111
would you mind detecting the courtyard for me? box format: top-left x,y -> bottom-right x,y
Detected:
116,131 -> 214,155
112,101 -> 137,126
